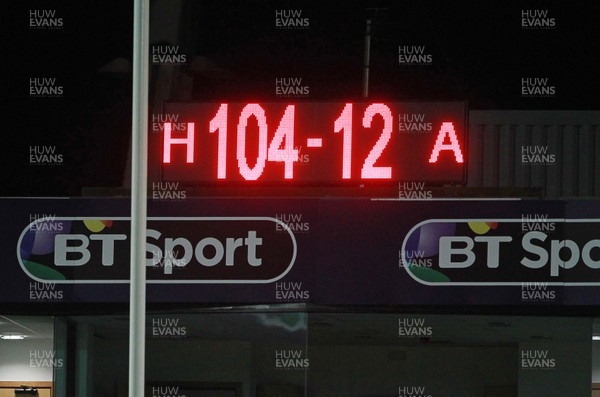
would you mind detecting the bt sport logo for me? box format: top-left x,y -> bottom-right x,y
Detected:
401,219 -> 600,285
18,217 -> 296,284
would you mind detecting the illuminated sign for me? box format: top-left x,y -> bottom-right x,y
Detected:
402,219 -> 600,285
18,217 -> 296,284
158,102 -> 466,183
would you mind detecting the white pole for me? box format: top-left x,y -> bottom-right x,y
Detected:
129,0 -> 149,396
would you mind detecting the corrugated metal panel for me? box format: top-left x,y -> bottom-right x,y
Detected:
468,111 -> 600,198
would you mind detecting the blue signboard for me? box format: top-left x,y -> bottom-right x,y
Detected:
2,197 -> 600,305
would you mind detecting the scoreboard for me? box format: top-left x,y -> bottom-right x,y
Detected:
158,101 -> 466,184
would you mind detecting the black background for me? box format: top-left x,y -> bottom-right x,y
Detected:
5,0 -> 600,196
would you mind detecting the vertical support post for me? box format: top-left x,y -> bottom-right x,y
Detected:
76,324 -> 94,397
363,19 -> 371,98
129,0 -> 149,396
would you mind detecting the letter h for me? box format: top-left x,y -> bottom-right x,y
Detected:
163,122 -> 195,163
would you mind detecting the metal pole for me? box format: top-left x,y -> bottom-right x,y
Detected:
363,19 -> 371,98
129,0 -> 149,395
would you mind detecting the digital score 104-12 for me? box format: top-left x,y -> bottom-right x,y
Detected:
157,102 -> 467,184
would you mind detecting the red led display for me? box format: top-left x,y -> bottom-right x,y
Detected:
159,102 -> 466,184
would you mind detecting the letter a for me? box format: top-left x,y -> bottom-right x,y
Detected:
428,122 -> 464,163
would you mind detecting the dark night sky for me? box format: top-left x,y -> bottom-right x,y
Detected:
4,0 -> 600,196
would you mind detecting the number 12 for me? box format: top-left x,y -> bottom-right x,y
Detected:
334,103 -> 393,179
